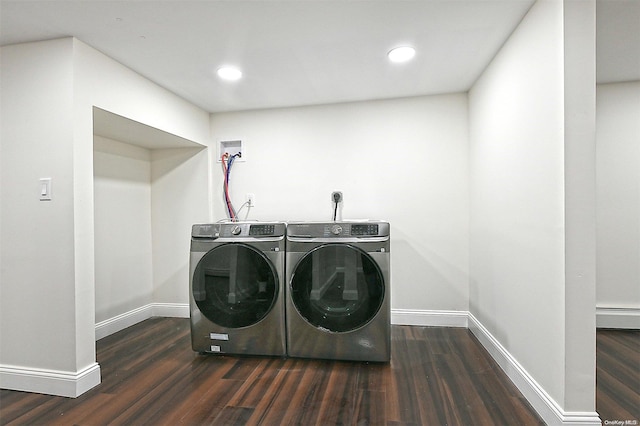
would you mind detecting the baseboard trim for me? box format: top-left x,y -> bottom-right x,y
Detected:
152,302 -> 190,318
13,304 -> 601,421
596,306 -> 640,329
391,308 -> 468,327
0,362 -> 101,398
95,304 -> 153,340
468,313 -> 601,426
0,303 -> 189,398
95,303 -> 189,340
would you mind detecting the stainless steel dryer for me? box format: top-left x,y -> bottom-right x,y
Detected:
285,221 -> 390,362
190,222 -> 286,356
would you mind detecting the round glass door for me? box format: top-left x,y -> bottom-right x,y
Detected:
192,243 -> 278,328
290,244 -> 384,333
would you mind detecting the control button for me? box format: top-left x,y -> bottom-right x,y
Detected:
249,224 -> 275,235
231,225 -> 242,235
351,224 -> 379,236
331,224 -> 342,235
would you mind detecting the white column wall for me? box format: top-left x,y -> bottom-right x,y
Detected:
562,0 -> 597,411
1,39 -> 78,372
469,0 -> 597,417
469,0 -> 566,405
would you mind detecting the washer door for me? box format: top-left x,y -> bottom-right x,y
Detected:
290,243 -> 384,333
193,243 -> 278,328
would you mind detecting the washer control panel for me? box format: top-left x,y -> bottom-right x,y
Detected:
249,224 -> 276,236
192,223 -> 285,238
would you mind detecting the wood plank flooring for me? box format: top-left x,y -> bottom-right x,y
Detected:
596,329 -> 640,425
0,318 -> 633,425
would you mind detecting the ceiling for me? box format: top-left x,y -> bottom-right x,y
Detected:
1,0 -> 639,114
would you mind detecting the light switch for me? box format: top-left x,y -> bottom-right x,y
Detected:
39,178 -> 51,201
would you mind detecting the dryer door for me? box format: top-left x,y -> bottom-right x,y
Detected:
290,243 -> 384,332
193,243 -> 278,328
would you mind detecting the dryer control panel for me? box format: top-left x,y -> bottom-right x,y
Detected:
328,224 -> 378,236
287,221 -> 389,238
351,224 -> 379,236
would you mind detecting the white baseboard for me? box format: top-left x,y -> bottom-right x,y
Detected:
596,306 -> 640,329
95,304 -> 154,340
393,309 -> 602,425
95,303 -> 190,341
0,362 -> 101,398
0,303 -> 189,398
391,308 -> 468,327
152,302 -> 190,318
468,313 -> 601,426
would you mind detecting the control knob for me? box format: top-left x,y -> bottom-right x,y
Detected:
231,225 -> 242,236
331,224 -> 342,235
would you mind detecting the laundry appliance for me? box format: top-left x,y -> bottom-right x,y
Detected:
285,221 -> 390,362
190,222 -> 286,356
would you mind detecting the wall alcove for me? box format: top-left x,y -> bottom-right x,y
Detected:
92,107 -> 209,339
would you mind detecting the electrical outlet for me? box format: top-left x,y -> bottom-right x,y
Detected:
246,193 -> 255,207
332,191 -> 343,203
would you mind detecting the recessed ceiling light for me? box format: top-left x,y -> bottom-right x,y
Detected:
217,66 -> 242,81
387,46 -> 416,63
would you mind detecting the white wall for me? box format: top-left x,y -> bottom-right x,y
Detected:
93,136 -> 208,324
469,0 -> 596,420
93,136 -> 153,323
0,37 -> 211,397
596,81 -> 640,311
470,0 -> 566,404
562,0 -> 597,413
73,37 -> 211,317
151,146 -> 210,305
75,36 -> 210,354
210,94 -> 470,312
1,39 -> 79,374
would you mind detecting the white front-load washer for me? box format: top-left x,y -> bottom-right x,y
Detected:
285,221 -> 390,362
189,222 -> 286,356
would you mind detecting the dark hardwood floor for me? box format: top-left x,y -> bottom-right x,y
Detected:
0,318 -> 635,425
596,329 -> 640,425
